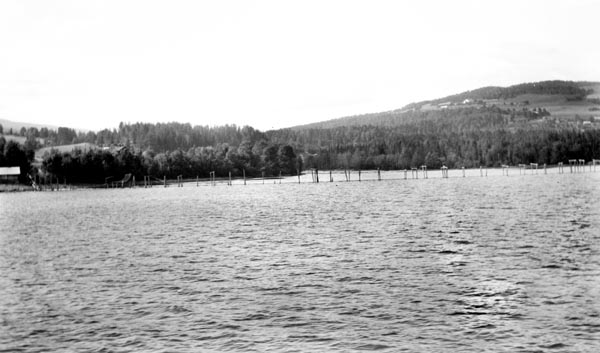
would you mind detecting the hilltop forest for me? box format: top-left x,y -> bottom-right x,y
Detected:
1,80 -> 600,184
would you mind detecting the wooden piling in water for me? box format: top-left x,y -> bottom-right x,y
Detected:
411,168 -> 418,179
377,168 -> 381,181
229,171 -> 232,186
441,166 -> 448,178
530,163 -> 538,174
315,169 -> 319,183
279,171 -> 282,184
297,169 -> 301,184
462,167 -> 465,178
243,169 -> 246,185
404,169 -> 407,180
569,159 -> 576,173
164,176 -> 167,187
558,162 -> 564,174
421,165 -> 427,179
330,170 -> 333,182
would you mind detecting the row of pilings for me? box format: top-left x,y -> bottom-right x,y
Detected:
32,159 -> 600,190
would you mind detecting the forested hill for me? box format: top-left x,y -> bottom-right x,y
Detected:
292,80 -> 600,130
265,80 -> 600,170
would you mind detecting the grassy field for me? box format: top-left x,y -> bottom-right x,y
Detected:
35,142 -> 97,159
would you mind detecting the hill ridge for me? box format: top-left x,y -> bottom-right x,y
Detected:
291,80 -> 600,130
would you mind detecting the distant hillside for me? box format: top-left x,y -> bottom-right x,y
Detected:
0,118 -> 60,133
292,80 -> 600,130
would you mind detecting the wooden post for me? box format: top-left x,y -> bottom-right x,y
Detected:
462,167 -> 465,178
229,171 -> 232,186
164,175 -> 166,187
330,170 -> 333,182
297,169 -> 301,184
315,169 -> 319,183
404,169 -> 407,180
480,166 -> 483,177
262,171 -> 265,184
411,168 -> 418,179
569,159 -> 575,173
359,170 -> 362,182
132,175 -> 135,188
243,169 -> 246,185
279,171 -> 281,184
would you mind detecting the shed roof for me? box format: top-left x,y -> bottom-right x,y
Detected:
0,167 -> 21,176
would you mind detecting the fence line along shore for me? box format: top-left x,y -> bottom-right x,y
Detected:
22,159 -> 600,192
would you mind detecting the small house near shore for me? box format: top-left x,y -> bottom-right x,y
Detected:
0,167 -> 20,183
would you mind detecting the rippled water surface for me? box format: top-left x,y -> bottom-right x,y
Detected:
1,171 -> 600,352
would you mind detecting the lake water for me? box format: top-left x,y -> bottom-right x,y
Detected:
1,169 -> 599,352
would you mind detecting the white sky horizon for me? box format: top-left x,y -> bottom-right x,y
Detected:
2,0 -> 600,132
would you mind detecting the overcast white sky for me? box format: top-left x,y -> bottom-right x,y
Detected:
1,0 -> 600,132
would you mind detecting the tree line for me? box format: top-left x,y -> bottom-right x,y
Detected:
268,106 -> 600,170
41,141 -> 302,184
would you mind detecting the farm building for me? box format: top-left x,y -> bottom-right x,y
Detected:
0,166 -> 20,184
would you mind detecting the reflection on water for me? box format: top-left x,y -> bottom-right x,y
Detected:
1,171 -> 599,352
